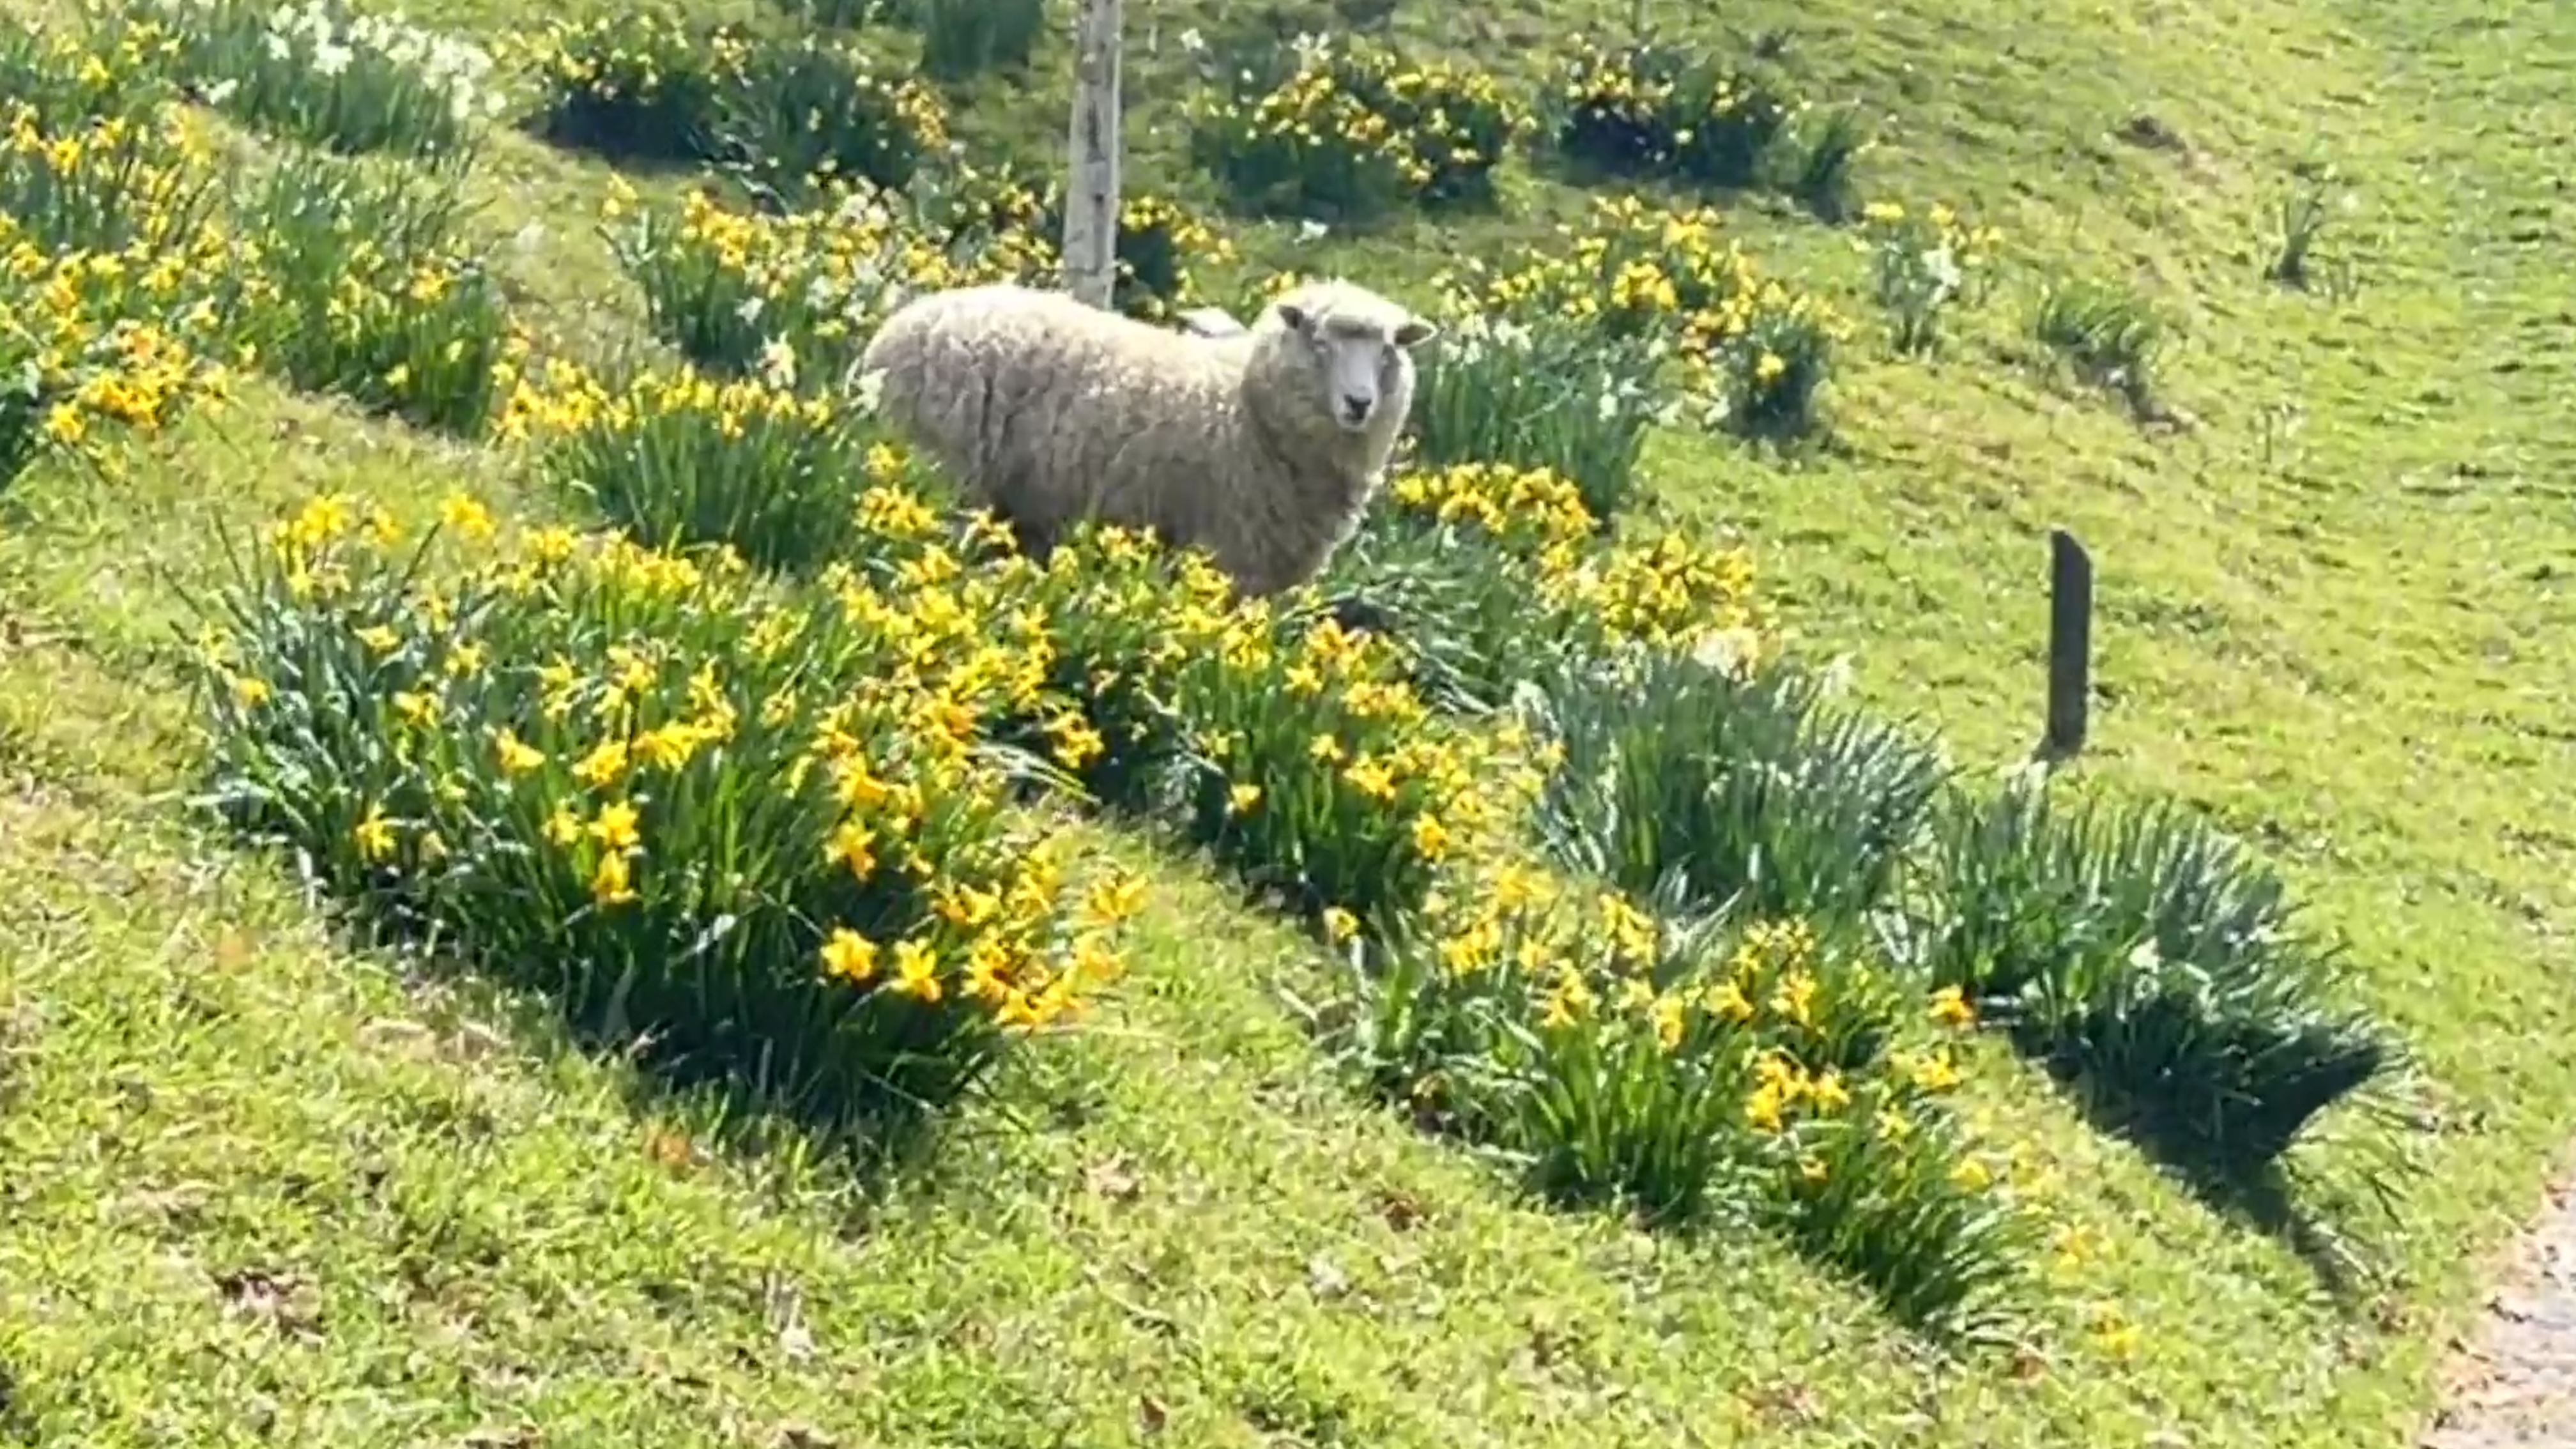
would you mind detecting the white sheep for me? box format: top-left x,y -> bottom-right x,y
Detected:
854,277 -> 1439,597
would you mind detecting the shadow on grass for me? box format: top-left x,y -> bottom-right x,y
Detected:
1197,185 -> 1497,239
517,108 -> 719,178
2020,1021 -> 2398,1300
1526,148 -> 1764,211
334,898 -> 974,1195
234,876 -> 1034,1232
0,1360 -> 30,1447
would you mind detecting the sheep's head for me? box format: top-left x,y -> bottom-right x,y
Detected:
1269,282 -> 1439,434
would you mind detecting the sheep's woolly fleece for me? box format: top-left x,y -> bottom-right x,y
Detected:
855,279 -> 1439,597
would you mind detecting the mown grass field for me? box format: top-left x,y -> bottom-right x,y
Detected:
0,0 -> 2570,1445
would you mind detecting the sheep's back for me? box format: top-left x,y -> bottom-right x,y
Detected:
867,286 -> 1254,518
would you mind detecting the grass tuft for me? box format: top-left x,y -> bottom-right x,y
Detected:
1784,103 -> 1869,221
2267,162 -> 2347,293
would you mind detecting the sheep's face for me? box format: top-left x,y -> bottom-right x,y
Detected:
1276,300 -> 1439,433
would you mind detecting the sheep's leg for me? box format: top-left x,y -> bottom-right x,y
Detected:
982,479 -> 1066,566
1008,515 -> 1057,565
981,464 -> 1066,564
954,439 -> 1057,565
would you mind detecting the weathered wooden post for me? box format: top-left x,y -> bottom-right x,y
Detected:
1062,0 -> 1123,309
2040,527 -> 2094,763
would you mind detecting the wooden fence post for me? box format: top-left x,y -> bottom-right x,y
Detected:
1062,0 -> 1123,309
2040,527 -> 2094,763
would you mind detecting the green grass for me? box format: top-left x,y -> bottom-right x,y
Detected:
2,0 -> 2573,1443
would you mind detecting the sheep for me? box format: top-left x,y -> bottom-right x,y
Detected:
854,277 -> 1439,598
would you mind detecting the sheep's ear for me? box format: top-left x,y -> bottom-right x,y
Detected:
1392,316 -> 1439,349
1274,301 -> 1312,334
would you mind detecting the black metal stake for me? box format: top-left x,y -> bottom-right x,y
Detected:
2039,527 -> 2093,763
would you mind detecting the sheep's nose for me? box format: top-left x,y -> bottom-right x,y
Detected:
1340,393 -> 1372,422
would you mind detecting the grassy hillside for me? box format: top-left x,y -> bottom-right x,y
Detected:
1,0 -> 2571,1445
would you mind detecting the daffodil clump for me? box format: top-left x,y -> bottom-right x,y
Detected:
1385,461 -> 1598,557
1407,308 -> 1671,519
1420,201 -> 1752,510
219,145 -> 516,435
0,95 -> 220,257
608,181 -> 1048,393
4,40 -> 516,436
192,491 -> 1145,1123
126,0 -> 505,162
516,14 -> 947,200
715,33 -> 953,203
1174,604 -> 1526,928
0,15 -> 177,122
502,357 -> 939,574
512,11 -> 752,161
1383,459 -> 1767,657
1538,530 -> 1769,663
1436,195 -> 1851,445
1910,772 -> 2406,1182
1682,280 -> 1857,442
1084,192 -> 1236,322
1859,197 -> 2005,356
1337,873 -> 2035,1341
1187,33 -> 1531,220
1,219 -> 231,486
1440,195 -> 1757,337
923,519 -> 1239,813
820,502 -> 1516,930
1316,461 -> 1769,713
894,172 -> 1234,320
608,177 -> 1225,392
0,98 -> 231,485
1551,38 -> 1795,192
